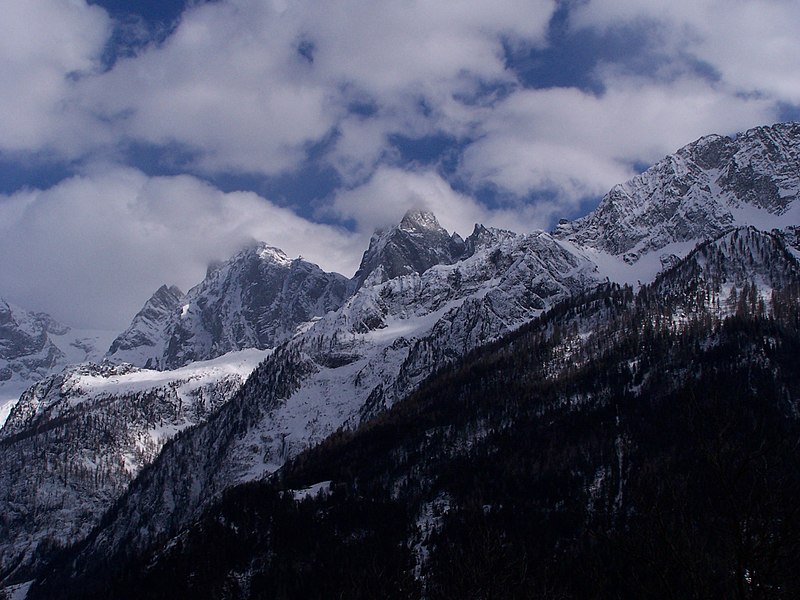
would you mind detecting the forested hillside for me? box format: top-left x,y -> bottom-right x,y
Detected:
32,229 -> 800,599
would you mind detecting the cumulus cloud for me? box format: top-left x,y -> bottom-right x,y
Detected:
450,0 -> 798,215
459,75 -> 778,215
572,0 -> 800,103
58,0 -> 555,179
0,168 -> 363,329
325,167 -> 549,237
327,168 -> 488,236
452,0 -> 798,212
5,0 -> 794,192
80,1 -> 332,174
0,0 -> 110,154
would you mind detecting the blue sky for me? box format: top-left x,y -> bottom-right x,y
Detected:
1,0 -> 798,329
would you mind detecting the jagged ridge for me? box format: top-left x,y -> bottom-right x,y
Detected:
107,244 -> 350,370
555,122 -> 800,261
3,122 -> 800,592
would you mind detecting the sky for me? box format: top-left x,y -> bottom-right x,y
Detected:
1,0 -> 799,330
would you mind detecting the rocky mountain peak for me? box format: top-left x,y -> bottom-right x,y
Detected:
108,243 -> 350,370
1,300 -> 59,363
398,208 -> 444,233
554,121 -> 800,262
255,243 -> 293,267
353,210 -> 466,289
143,285 -> 184,313
684,132 -> 735,170
0,299 -> 69,341
463,223 -> 518,256
1,301 -> 113,408
205,243 -> 292,282
106,285 -> 185,368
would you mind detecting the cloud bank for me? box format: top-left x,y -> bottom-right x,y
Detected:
0,168 -> 362,329
1,0 -> 798,330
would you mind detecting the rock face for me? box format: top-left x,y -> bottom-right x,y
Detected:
4,122 -> 800,592
555,122 -> 800,261
0,350 -> 264,584
107,244 -> 350,370
0,299 -> 67,386
0,300 -> 112,409
352,209 -> 466,289
106,285 -> 185,368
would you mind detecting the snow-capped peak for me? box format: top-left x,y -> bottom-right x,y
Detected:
256,243 -> 293,267
554,121 -> 800,266
352,210 -> 466,289
107,242 -> 350,370
1,300 -> 115,418
398,209 -> 445,233
106,284 -> 184,369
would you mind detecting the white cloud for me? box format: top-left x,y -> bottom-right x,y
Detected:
0,168 -> 363,329
0,0 -> 111,154
449,0 -> 796,220
81,1 -> 331,174
459,75 -> 778,216
572,0 -> 800,103
305,0 -> 557,181
3,0 -> 797,184
6,0 -> 794,198
327,168 -> 486,236
307,0 -> 553,96
3,0 -> 799,334
75,0 -> 556,177
325,167 -> 548,237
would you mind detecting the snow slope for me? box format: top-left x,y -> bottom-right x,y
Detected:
106,244 -> 349,370
555,122 -> 800,278
0,298 -> 116,427
0,348 -> 266,583
4,122 -> 800,591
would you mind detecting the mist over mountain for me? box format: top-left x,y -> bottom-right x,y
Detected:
0,300 -> 114,418
1,122 -> 800,598
555,122 -> 800,261
106,245 -> 350,370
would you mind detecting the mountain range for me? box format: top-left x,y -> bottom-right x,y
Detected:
0,301 -> 114,423
1,122 -> 799,598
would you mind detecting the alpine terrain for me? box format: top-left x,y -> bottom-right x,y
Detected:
0,300 -> 115,427
0,122 -> 799,599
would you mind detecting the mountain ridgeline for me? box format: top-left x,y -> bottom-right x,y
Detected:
1,122 -> 799,597
105,122 -> 800,372
106,245 -> 350,370
32,227 -> 800,599
555,122 -> 800,260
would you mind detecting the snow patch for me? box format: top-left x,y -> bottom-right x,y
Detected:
411,493 -> 452,584
0,398 -> 18,430
1,580 -> 32,600
289,480 -> 332,501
